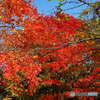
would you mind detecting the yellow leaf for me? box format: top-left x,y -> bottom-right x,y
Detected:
32,55 -> 38,59
12,91 -> 19,97
3,97 -> 12,100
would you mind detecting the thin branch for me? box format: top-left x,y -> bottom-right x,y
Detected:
34,37 -> 100,57
0,24 -> 22,29
74,51 -> 100,66
63,4 -> 85,11
0,25 -> 11,28
44,1 -> 82,14
45,37 -> 100,50
78,0 -> 92,7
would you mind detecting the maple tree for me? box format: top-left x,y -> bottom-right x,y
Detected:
0,0 -> 99,100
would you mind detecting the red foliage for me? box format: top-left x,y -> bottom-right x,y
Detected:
0,0 -> 99,99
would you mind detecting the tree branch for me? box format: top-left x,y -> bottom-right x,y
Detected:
78,0 -> 92,7
45,37 -> 100,50
63,4 -> 84,11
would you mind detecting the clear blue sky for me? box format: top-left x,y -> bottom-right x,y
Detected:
32,0 -> 96,17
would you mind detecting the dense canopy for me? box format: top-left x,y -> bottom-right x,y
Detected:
0,0 -> 99,100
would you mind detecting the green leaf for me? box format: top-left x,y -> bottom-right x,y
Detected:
65,15 -> 70,20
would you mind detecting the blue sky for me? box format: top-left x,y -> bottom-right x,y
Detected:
32,0 -> 96,17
